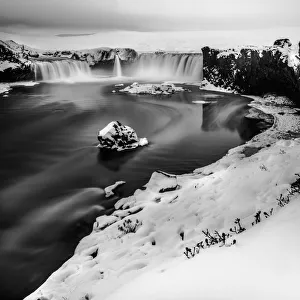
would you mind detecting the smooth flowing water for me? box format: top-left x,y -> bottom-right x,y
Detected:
34,60 -> 92,81
113,55 -> 122,77
0,78 -> 265,300
129,52 -> 203,81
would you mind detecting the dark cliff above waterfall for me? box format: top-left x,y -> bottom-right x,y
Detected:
201,40 -> 300,104
0,40 -> 138,82
0,40 -> 34,82
52,47 -> 138,66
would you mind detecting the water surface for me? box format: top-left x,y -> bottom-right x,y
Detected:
0,80 -> 263,299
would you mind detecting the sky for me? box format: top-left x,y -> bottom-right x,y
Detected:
0,0 -> 299,50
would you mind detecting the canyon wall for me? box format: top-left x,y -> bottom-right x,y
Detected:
202,39 -> 300,103
1,38 -> 300,106
0,40 -> 138,82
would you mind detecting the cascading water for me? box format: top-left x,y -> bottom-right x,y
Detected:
34,60 -> 93,82
113,54 -> 122,77
130,52 -> 203,82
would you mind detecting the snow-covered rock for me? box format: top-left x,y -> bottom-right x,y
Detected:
104,181 -> 126,198
120,83 -> 185,95
97,121 -> 148,151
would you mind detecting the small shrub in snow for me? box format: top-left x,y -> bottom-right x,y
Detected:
202,229 -> 219,246
214,231 -> 227,245
183,247 -> 193,259
276,194 -> 289,207
179,231 -> 185,241
279,149 -> 286,154
259,164 -> 268,171
263,208 -> 274,219
184,174 -> 300,259
254,210 -> 262,223
230,218 -> 246,234
118,219 -> 142,235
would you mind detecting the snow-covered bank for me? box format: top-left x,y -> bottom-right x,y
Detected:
104,181 -> 126,198
0,81 -> 38,96
0,83 -> 11,94
0,81 -> 39,96
25,94 -> 300,300
198,78 -> 237,93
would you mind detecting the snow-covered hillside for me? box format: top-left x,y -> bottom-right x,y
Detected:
25,94 -> 300,300
106,197 -> 300,300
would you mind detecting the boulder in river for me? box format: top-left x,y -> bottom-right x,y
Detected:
119,82 -> 184,95
97,121 -> 148,151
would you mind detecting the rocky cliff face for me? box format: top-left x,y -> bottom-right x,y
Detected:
50,47 -> 138,66
202,39 -> 300,104
0,40 -> 138,82
0,40 -> 34,82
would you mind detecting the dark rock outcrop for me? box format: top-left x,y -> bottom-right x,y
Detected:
51,48 -> 137,66
0,40 -> 34,82
202,41 -> 300,104
274,38 -> 292,48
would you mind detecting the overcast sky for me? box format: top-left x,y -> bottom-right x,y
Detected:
0,0 -> 299,50
1,0 -> 300,34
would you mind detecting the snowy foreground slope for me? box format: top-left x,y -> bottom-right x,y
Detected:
26,95 -> 300,300
107,199 -> 300,300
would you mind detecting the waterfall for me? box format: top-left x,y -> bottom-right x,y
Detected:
34,60 -> 92,82
130,52 -> 203,82
113,55 -> 122,77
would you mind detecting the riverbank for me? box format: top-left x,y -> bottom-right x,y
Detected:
25,92 -> 300,300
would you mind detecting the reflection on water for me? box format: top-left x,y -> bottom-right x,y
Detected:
0,82 -> 266,300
